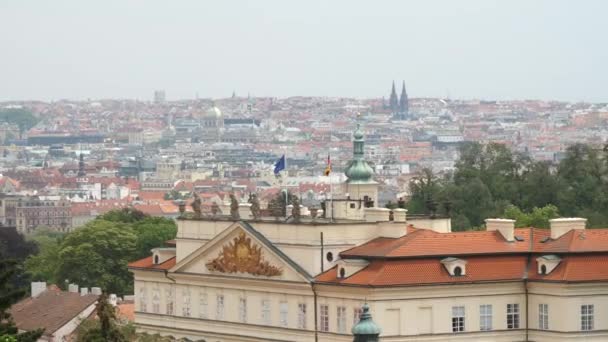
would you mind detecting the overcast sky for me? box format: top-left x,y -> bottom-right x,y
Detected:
1,0 -> 607,102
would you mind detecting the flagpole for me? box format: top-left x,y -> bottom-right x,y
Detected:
285,155 -> 288,218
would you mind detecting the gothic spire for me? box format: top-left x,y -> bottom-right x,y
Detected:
389,81 -> 399,113
399,81 -> 408,115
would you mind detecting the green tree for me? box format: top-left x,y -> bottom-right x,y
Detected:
132,217 -> 177,259
0,260 -> 43,341
56,220 -> 136,295
24,230 -> 64,285
0,228 -> 38,290
503,204 -> 560,228
0,108 -> 39,134
76,293 -> 126,342
99,208 -> 148,223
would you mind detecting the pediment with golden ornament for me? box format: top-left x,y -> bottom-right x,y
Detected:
206,232 -> 283,277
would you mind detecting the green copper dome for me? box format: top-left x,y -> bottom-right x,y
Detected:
345,123 -> 375,184
352,303 -> 381,339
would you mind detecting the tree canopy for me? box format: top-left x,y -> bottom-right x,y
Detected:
24,209 -> 177,295
406,142 -> 608,230
0,108 -> 39,134
0,260 -> 43,341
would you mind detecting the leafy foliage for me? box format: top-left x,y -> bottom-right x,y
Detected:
0,260 -> 43,341
503,204 -> 560,228
0,228 -> 37,290
406,142 -> 608,230
0,108 -> 39,134
24,209 -> 177,295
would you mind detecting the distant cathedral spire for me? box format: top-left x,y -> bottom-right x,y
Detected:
389,81 -> 399,113
399,81 -> 408,115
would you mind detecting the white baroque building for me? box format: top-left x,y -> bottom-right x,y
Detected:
129,123 -> 608,341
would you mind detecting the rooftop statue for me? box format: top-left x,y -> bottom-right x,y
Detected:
230,193 -> 240,220
249,193 -> 261,220
191,193 -> 202,219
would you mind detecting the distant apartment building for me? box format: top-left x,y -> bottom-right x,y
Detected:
15,197 -> 72,233
129,129 -> 163,146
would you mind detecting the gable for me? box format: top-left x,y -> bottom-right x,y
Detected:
171,222 -> 311,283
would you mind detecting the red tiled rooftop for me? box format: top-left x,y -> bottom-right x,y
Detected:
529,254 -> 608,282
341,227 -> 608,259
316,255 -> 528,286
128,256 -> 175,270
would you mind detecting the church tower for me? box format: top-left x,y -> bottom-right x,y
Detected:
389,81 -> 399,113
399,81 -> 408,118
77,153 -> 86,177
328,118 -> 378,220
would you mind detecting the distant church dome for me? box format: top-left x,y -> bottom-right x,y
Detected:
205,106 -> 222,118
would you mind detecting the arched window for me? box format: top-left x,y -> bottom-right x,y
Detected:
540,264 -> 547,275
326,252 -> 334,262
339,267 -> 346,278
454,266 -> 463,276
154,255 -> 159,265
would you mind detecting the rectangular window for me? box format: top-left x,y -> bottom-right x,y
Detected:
507,304 -> 520,329
152,288 -> 160,314
279,301 -> 288,327
337,306 -> 347,333
262,299 -> 271,325
182,288 -> 191,317
139,286 -> 147,313
165,287 -> 174,315
354,307 -> 363,325
320,304 -> 329,332
216,295 -> 224,320
239,297 -> 247,323
581,305 -> 594,331
452,306 -> 465,332
199,292 -> 208,319
539,304 -> 548,330
298,303 -> 307,329
479,304 -> 492,331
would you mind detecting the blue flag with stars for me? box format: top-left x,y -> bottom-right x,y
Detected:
274,155 -> 285,175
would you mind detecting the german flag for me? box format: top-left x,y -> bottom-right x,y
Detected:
324,153 -> 331,176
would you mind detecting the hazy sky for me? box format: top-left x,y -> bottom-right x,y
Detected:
1,0 -> 607,102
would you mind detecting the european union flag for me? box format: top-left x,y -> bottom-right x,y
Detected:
274,155 -> 285,175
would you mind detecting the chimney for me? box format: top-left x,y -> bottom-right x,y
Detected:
31,281 -> 47,298
485,218 -> 515,242
91,287 -> 102,295
550,218 -> 586,239
393,208 -> 407,222
80,287 -> 89,296
68,284 -> 79,293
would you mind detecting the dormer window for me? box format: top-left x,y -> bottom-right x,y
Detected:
154,255 -> 160,265
536,255 -> 561,275
335,259 -> 369,279
441,257 -> 467,277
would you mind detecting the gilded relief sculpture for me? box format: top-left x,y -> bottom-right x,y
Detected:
206,232 -> 282,277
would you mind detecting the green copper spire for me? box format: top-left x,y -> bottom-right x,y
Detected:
352,303 -> 381,341
345,120 -> 374,184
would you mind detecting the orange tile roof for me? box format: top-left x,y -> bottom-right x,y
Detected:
529,254 -> 608,282
341,227 -> 608,259
316,255 -> 528,286
128,256 -> 175,271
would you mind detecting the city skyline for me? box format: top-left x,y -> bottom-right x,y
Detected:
1,0 -> 607,102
